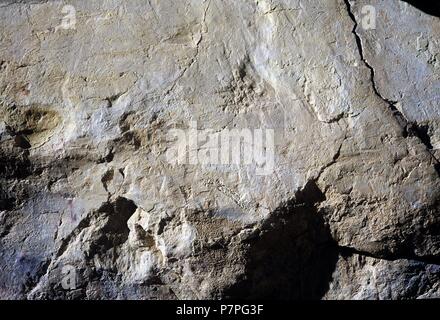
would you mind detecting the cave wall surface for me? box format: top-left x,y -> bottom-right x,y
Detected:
0,0 -> 439,299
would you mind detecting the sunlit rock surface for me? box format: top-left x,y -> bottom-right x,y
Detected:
0,0 -> 439,299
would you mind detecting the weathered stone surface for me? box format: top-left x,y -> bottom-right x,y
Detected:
325,252 -> 440,300
0,0 -> 439,299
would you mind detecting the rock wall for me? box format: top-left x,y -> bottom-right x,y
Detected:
0,0 -> 439,299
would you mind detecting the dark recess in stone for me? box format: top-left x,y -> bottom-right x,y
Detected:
86,197 -> 138,258
223,181 -> 338,300
434,163 -> 440,177
409,124 -> 433,149
0,195 -> 16,211
0,153 -> 32,179
14,135 -> 31,149
401,1 -> 440,18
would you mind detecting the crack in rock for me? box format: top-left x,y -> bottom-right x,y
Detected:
344,0 -> 440,171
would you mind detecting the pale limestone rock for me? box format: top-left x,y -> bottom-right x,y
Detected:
0,0 -> 439,299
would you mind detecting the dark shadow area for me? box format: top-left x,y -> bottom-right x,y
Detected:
223,181 -> 339,300
0,152 -> 32,179
401,1 -> 440,17
434,163 -> 440,178
0,192 -> 15,211
86,197 -> 138,258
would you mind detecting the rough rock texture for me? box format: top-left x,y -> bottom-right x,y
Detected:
0,0 -> 439,299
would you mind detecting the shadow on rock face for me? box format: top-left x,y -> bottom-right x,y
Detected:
222,181 -> 338,300
401,1 -> 440,17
